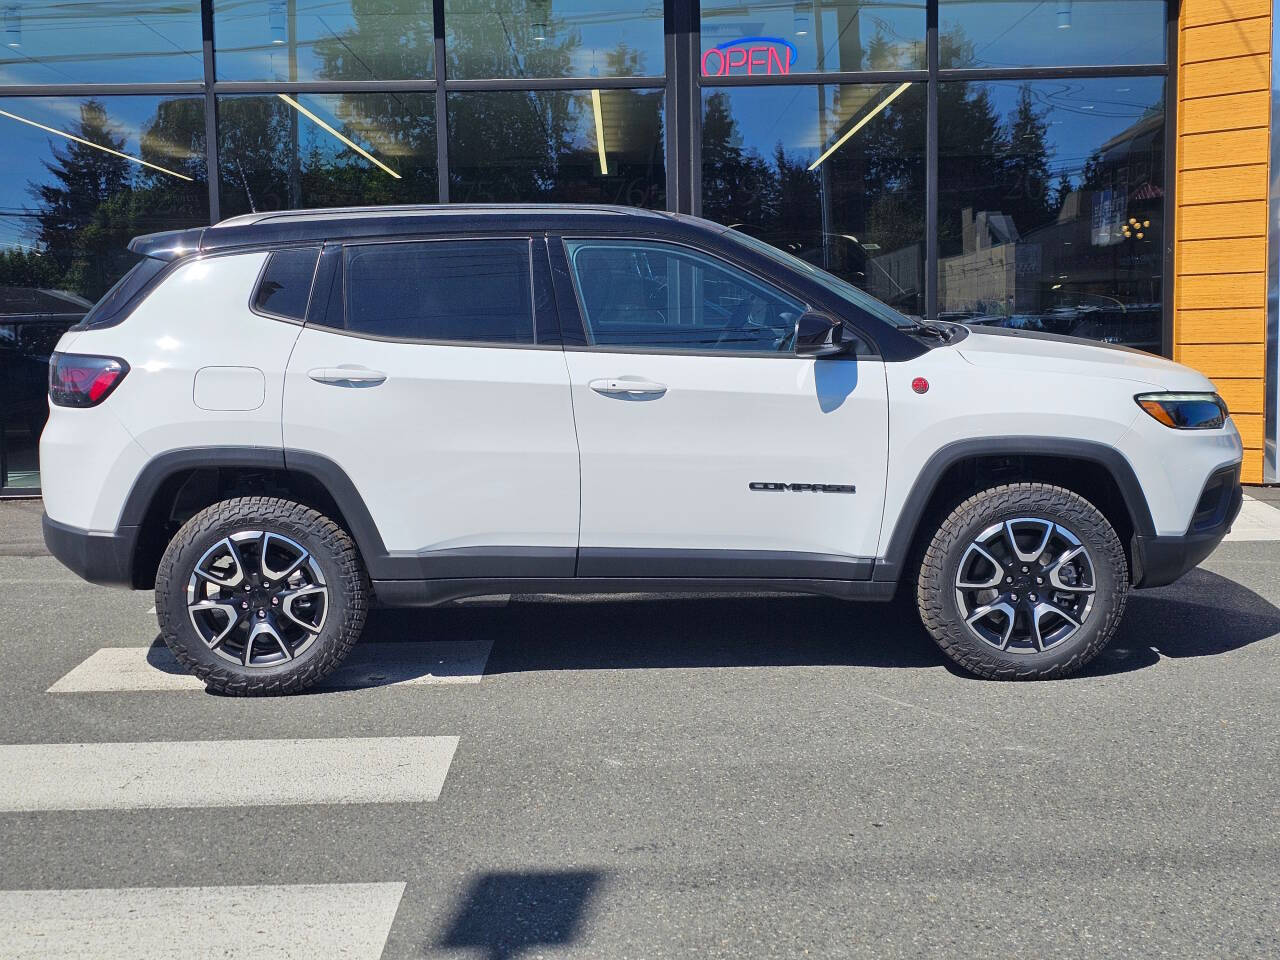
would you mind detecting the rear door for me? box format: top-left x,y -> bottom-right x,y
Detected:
554,236 -> 889,579
283,235 -> 580,579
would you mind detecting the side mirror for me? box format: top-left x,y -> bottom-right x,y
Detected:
794,312 -> 850,358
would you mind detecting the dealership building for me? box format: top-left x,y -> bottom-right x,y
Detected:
0,0 -> 1276,491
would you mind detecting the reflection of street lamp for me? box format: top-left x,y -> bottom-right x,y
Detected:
530,0 -> 549,42
793,2 -> 811,36
1057,0 -> 1072,29
268,2 -> 286,44
4,5 -> 20,48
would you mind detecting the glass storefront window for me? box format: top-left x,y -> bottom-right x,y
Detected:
216,93 -> 437,217
701,83 -> 927,317
447,89 -> 665,205
0,2 -> 203,85
214,0 -> 433,82
939,0 -> 1165,69
938,77 -> 1165,350
445,0 -> 664,79
700,0 -> 926,75
0,96 -> 207,489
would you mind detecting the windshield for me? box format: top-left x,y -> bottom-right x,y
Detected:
722,228 -> 918,329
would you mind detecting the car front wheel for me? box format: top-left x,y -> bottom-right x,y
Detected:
155,496 -> 368,695
916,482 -> 1129,680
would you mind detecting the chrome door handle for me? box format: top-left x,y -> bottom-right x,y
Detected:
307,367 -> 387,387
589,377 -> 668,397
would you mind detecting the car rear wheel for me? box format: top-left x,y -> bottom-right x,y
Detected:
916,482 -> 1129,680
155,496 -> 367,695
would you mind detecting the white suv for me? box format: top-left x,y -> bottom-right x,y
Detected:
41,205 -> 1243,693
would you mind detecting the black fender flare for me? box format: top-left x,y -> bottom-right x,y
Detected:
872,437 -> 1156,583
118,446 -> 394,579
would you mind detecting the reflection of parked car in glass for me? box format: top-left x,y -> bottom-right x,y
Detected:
42,206 -> 1242,694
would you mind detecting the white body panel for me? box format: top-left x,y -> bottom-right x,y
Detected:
283,332 -> 579,553
879,329 -> 1244,546
564,351 -> 889,559
40,252 -> 299,531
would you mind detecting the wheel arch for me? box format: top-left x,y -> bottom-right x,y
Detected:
875,438 -> 1156,587
121,447 -> 388,589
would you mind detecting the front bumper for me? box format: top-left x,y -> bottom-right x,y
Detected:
42,514 -> 138,588
1130,462 -> 1242,588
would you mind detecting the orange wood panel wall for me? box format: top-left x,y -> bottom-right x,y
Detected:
1175,0 -> 1272,483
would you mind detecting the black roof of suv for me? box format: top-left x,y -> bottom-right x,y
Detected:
130,204 -> 720,260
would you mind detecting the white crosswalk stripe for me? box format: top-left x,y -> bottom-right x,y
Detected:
0,882 -> 406,960
48,639 -> 493,693
0,736 -> 458,811
1222,495 -> 1280,542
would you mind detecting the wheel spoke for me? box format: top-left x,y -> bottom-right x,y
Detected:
194,537 -> 247,588
279,585 -> 327,634
187,600 -> 240,649
1004,518 -> 1054,564
261,532 -> 309,582
1047,546 -> 1094,592
956,543 -> 1005,590
965,600 -> 1016,650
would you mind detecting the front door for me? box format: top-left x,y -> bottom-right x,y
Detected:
556,237 -> 889,579
284,237 -> 580,578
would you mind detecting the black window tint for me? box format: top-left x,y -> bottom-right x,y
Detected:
253,247 -> 320,320
564,240 -> 806,353
343,240 -> 533,344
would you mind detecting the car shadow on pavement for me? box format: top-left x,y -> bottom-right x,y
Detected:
362,566 -> 1280,682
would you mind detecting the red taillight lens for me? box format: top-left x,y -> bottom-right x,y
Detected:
49,353 -> 130,408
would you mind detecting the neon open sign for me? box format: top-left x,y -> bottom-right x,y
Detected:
701,36 -> 798,77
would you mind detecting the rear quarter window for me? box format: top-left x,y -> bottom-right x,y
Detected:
252,247 -> 321,321
76,256 -> 168,329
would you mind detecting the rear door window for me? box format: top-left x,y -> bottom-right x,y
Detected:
338,239 -> 534,345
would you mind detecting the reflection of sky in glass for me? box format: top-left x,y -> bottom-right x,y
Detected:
445,0 -> 666,78
0,2 -> 202,84
700,0 -> 925,72
956,77 -> 1165,181
215,0 -> 434,81
0,97 -> 206,251
939,0 -> 1165,68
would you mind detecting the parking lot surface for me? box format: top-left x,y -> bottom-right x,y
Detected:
1,500 -> 1278,959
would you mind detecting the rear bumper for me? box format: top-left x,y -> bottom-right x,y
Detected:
42,514 -> 138,588
1131,463 -> 1242,588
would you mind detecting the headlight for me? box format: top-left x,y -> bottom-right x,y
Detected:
1134,392 -> 1228,430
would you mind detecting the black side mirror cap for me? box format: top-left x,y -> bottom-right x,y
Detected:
795,312 -> 851,358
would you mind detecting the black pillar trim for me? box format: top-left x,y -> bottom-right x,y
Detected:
925,0 -> 939,322
200,0 -> 220,224
1162,0 -> 1180,360
433,0 -> 449,203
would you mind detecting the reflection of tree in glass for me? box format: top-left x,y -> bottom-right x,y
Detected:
448,37 -> 664,206
311,0 -> 434,82
0,99 -> 206,306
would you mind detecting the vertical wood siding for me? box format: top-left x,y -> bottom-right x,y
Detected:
1175,0 -> 1273,483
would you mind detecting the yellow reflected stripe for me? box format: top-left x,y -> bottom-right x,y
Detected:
591,88 -> 608,176
0,107 -> 194,181
807,81 -> 912,172
277,94 -> 401,180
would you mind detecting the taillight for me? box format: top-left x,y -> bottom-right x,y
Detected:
49,352 -> 130,407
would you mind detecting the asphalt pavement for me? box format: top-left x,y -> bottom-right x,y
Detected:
1,498 -> 1277,959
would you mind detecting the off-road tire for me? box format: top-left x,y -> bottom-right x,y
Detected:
916,482 -> 1128,680
155,496 -> 367,695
